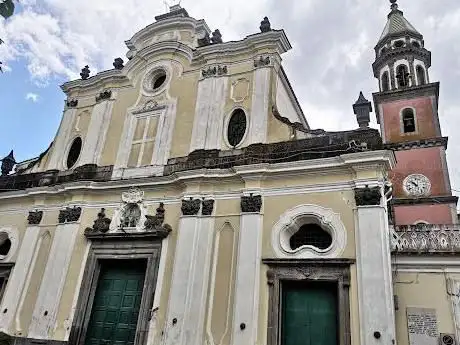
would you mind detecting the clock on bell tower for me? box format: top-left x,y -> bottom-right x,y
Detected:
372,0 -> 458,225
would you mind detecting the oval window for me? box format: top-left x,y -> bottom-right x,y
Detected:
227,109 -> 247,147
152,70 -> 167,90
66,137 -> 82,169
289,224 -> 333,250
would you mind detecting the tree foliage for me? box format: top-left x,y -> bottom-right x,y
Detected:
0,0 -> 14,19
0,0 -> 15,72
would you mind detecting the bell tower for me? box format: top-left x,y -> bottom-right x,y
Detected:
372,0 -> 458,225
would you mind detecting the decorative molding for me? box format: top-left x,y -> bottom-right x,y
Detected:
141,65 -> 171,97
122,187 -> 144,203
254,56 -> 270,68
241,194 -> 262,213
181,198 -> 201,216
132,100 -> 160,115
95,90 -> 112,102
66,99 -> 78,108
391,225 -> 460,253
391,195 -> 458,206
84,208 -> 112,235
202,65 -> 228,78
384,137 -> 448,150
263,259 -> 352,345
27,211 -> 43,225
230,78 -> 250,103
68,237 -> 163,345
109,188 -> 148,232
58,206 -> 82,223
354,185 -> 382,206
201,199 -> 215,216
271,204 -> 347,259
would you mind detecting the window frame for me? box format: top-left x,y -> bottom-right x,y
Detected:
264,259 -> 353,345
400,107 -> 418,135
224,107 -> 249,149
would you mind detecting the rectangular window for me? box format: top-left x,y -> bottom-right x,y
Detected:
281,282 -> 338,345
127,116 -> 159,168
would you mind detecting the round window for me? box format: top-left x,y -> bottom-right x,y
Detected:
152,70 -> 167,90
289,224 -> 333,251
227,109 -> 247,147
66,137 -> 82,169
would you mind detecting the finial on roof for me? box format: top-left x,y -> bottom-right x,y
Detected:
390,0 -> 398,11
353,92 -> 373,128
1,150 -> 16,176
260,17 -> 271,33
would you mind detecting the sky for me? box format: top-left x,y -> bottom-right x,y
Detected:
0,0 -> 459,200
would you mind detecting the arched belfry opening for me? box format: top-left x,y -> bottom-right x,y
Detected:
396,65 -> 410,88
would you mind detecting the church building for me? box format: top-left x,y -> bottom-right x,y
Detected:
0,1 -> 458,345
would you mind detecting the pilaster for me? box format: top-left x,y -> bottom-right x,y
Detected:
0,211 -> 43,333
28,208 -> 81,339
78,98 -> 114,166
354,186 -> 396,345
232,193 -> 263,345
164,198 -> 215,345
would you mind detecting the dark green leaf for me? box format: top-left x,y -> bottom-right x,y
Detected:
0,0 -> 15,19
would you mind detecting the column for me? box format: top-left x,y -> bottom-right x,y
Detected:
28,207 -> 81,339
0,211 -> 43,333
232,194 -> 263,345
164,198 -> 215,345
408,56 -> 416,87
447,278 -> 460,343
354,186 -> 396,345
389,61 -> 396,90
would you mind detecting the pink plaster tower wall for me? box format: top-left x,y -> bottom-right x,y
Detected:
375,90 -> 457,225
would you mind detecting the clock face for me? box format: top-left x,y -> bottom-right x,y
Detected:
403,174 -> 431,197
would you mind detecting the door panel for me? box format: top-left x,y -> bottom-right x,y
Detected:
282,282 -> 338,345
85,260 -> 147,345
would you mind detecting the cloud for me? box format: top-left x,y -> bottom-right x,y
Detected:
25,92 -> 39,102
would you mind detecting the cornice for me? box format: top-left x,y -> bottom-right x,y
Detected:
192,30 -> 291,64
392,195 -> 458,206
0,151 -> 394,201
384,137 -> 448,151
60,70 -> 131,95
125,17 -> 210,51
373,82 -> 439,122
372,46 -> 431,76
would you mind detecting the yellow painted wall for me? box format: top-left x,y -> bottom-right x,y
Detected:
394,271 -> 457,345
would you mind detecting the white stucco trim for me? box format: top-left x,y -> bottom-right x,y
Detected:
249,68 -> 270,144
15,231 -> 50,333
190,76 -> 229,152
141,64 -> 172,97
399,106 -> 419,136
446,278 -> 460,344
355,205 -> 396,345
146,236 -> 169,345
0,226 -> 40,333
0,227 -> 18,262
28,223 -> 79,339
206,222 -> 236,345
271,204 -> 346,259
112,100 -> 176,179
223,107 -> 250,149
379,66 -> 391,91
0,150 -> 396,200
394,59 -> 412,88
79,99 -> 115,166
232,212 -> 263,345
47,108 -> 77,171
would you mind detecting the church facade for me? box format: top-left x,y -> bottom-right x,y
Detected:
0,1 -> 458,345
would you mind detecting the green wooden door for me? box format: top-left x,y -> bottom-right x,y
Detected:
282,283 -> 338,345
85,260 -> 147,345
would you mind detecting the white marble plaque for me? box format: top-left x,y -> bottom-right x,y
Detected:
407,307 -> 439,345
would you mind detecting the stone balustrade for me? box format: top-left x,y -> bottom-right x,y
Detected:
391,224 -> 460,253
